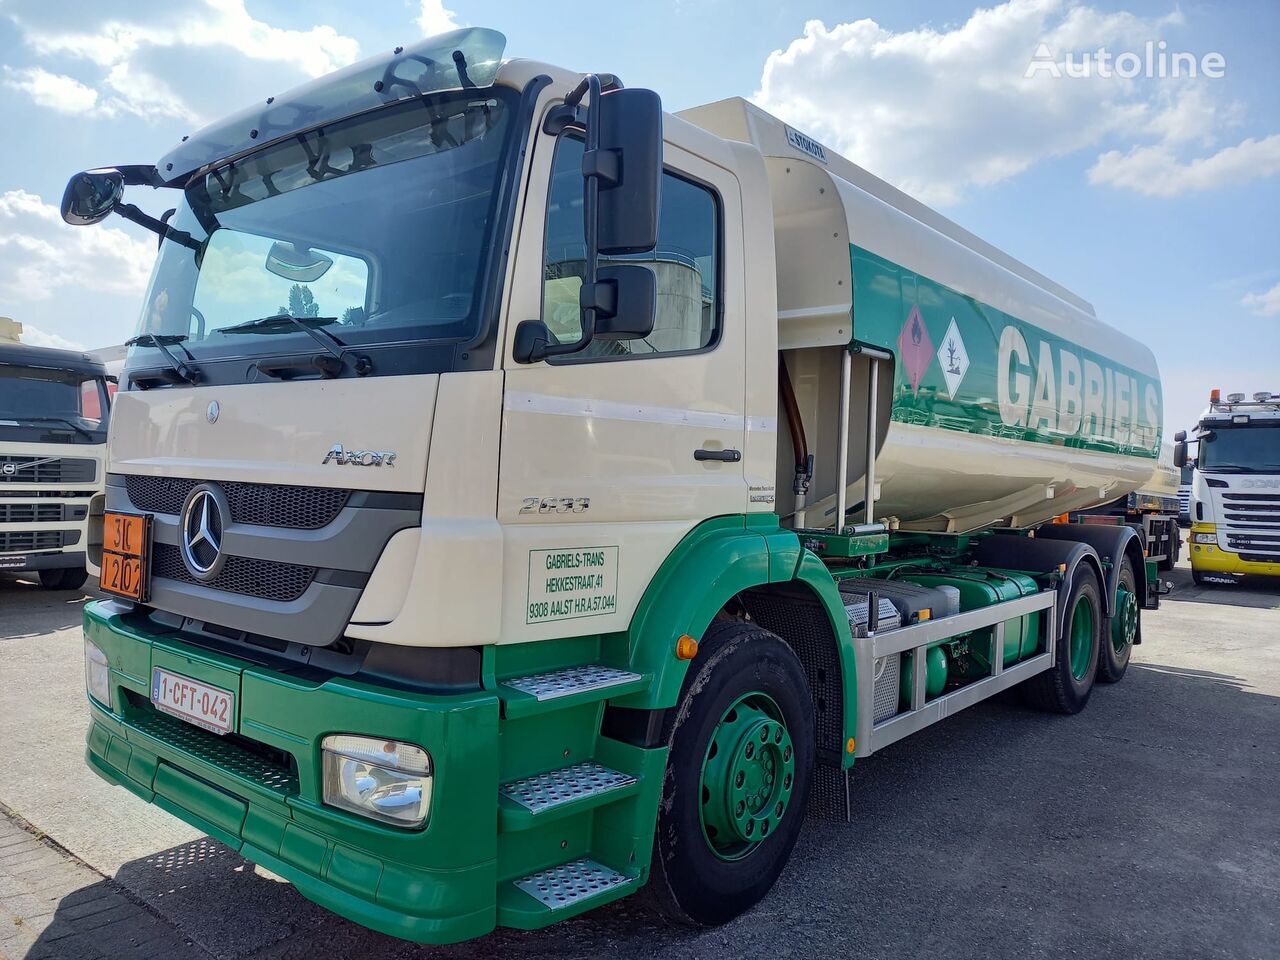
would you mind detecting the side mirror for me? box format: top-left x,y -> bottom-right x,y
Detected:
593,88 -> 662,255
512,264 -> 656,364
586,264 -> 656,341
61,169 -> 124,226
1173,430 -> 1187,443
1173,440 -> 1187,468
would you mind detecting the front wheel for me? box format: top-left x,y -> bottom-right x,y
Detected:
38,567 -> 88,591
1098,557 -> 1136,683
647,620 -> 815,926
1022,567 -> 1101,714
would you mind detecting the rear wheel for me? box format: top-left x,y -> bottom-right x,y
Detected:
1022,567 -> 1101,714
647,620 -> 814,926
1098,557 -> 1136,683
38,568 -> 88,591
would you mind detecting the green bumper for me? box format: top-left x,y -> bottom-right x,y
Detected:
83,601 -> 501,944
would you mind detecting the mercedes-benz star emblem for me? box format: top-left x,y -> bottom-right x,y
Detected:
206,401 -> 220,424
180,484 -> 229,581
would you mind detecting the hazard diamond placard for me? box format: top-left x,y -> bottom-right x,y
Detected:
896,304 -> 933,393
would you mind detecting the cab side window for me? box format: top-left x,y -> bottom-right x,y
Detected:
542,135 -> 720,359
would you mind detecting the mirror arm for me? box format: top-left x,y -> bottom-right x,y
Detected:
113,203 -> 201,252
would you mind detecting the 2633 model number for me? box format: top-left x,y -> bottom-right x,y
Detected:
520,496 -> 590,515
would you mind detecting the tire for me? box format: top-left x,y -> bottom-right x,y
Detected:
646,619 -> 815,926
1022,567 -> 1101,714
38,567 -> 88,591
1097,556 -> 1136,683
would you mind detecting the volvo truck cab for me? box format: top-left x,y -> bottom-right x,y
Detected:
0,342 -> 111,590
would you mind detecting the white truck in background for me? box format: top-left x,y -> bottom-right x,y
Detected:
1177,389 -> 1280,585
64,28 -> 1167,943
0,342 -> 111,590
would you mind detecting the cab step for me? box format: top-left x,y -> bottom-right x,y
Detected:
499,761 -> 638,830
499,665 -> 645,718
511,858 -> 635,912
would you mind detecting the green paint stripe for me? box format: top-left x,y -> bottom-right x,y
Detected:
850,244 -> 1161,459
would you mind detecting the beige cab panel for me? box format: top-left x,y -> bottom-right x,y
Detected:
496,120 -> 749,643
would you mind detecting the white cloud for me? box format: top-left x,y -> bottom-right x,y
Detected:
20,324 -> 86,351
1242,282 -> 1280,318
417,0 -> 461,36
4,1 -> 360,122
0,190 -> 155,304
752,0 -> 1270,205
1089,134 -> 1280,196
1,66 -> 98,112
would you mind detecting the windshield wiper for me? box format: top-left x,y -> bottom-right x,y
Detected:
10,415 -> 95,440
217,315 -> 370,378
126,333 -> 202,385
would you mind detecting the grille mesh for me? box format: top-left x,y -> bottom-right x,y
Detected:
151,542 -> 315,602
0,530 -> 72,552
125,475 -> 350,529
0,456 -> 95,484
0,503 -> 63,524
127,701 -> 298,796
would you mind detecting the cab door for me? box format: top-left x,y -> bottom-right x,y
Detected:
497,123 -> 747,642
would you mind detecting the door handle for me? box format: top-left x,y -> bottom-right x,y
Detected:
694,448 -> 741,463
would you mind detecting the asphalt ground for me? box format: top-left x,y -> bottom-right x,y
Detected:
2,556 -> 1278,960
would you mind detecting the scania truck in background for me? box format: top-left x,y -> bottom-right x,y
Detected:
65,29 -> 1167,944
0,342 -> 111,591
1177,389 -> 1280,586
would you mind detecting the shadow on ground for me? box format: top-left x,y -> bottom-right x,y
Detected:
0,573 -> 96,638
1161,562 -> 1280,610
26,655 -> 1280,960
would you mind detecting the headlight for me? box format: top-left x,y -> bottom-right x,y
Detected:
84,638 -> 111,708
321,735 -> 432,827
1192,532 -> 1217,544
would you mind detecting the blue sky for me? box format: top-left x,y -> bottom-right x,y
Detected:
1,0 -> 1277,437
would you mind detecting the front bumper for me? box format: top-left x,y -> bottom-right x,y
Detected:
0,549 -> 86,573
1190,543 -> 1280,578
83,600 -> 502,944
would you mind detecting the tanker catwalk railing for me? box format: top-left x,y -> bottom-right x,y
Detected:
851,589 -> 1058,757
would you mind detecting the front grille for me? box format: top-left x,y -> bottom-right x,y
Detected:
151,542 -> 316,602
126,476 -> 350,529
0,530 -> 77,552
0,503 -> 63,524
0,456 -> 95,485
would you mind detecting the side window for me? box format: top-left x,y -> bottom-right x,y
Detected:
542,136 -> 720,359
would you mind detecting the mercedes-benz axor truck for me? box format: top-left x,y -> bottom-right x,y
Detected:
66,29 -> 1166,943
1177,389 -> 1280,585
1,343 -> 111,590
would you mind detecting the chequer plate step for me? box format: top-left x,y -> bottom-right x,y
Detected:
512,858 -> 633,911
500,761 -> 636,814
500,665 -> 641,702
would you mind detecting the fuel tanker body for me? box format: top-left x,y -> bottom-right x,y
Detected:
67,31 -> 1165,943
681,98 -> 1163,535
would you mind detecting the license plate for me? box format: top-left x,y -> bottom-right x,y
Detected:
151,668 -> 234,735
101,511 -> 151,601
0,555 -> 27,571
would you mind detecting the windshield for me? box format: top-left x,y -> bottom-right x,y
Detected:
1199,424 -> 1280,473
130,87 -> 519,383
0,366 -> 109,444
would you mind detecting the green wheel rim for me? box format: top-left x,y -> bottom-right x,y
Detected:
1111,584 -> 1137,655
1068,594 -> 1095,680
699,692 -> 796,861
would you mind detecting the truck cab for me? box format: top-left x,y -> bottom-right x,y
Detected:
0,342 -> 111,590
1179,390 -> 1280,585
